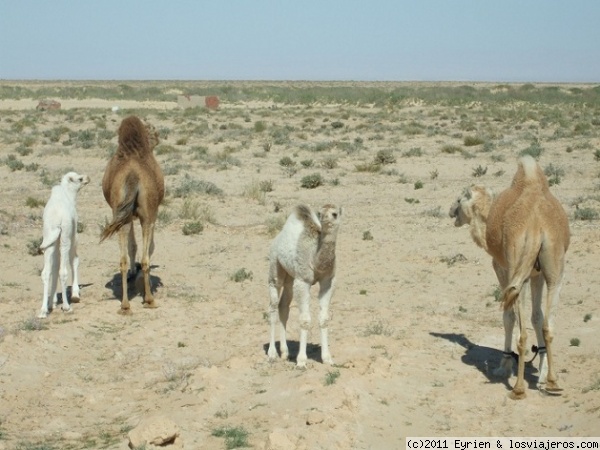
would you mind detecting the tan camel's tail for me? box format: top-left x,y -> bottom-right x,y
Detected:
100,173 -> 139,242
502,232 -> 542,311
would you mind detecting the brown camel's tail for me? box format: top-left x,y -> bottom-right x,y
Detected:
501,231 -> 542,311
100,173 -> 139,242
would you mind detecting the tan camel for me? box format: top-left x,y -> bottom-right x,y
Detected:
101,115 -> 165,314
268,204 -> 342,368
449,155 -> 570,399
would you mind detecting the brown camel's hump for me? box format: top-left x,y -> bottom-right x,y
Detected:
117,116 -> 150,159
511,155 -> 550,193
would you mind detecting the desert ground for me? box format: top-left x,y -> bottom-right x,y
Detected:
0,81 -> 599,449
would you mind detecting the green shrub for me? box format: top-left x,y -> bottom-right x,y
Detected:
472,165 -> 488,177
519,140 -> 543,158
231,268 -> 253,282
463,135 -> 484,146
544,163 -> 565,186
374,149 -> 396,165
574,207 -> 599,221
182,221 -> 204,235
279,156 -> 296,167
301,173 -> 323,189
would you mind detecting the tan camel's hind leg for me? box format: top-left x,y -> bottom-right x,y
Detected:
140,221 -> 157,308
543,277 -> 564,393
492,261 -> 515,377
510,290 -> 528,400
529,275 -> 548,385
118,223 -> 132,315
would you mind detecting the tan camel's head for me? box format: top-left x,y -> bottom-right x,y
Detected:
449,185 -> 492,227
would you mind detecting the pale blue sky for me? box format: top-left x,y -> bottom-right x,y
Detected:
1,1 -> 599,82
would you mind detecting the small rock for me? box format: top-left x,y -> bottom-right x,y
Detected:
128,415 -> 181,448
264,429 -> 296,450
306,410 -> 326,425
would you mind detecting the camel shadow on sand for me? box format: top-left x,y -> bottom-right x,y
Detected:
104,263 -> 163,304
262,341 -> 324,365
430,332 -> 541,392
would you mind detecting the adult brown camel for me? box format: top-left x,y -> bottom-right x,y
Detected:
449,155 -> 570,399
101,116 -> 164,314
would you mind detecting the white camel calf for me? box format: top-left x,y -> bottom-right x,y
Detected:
39,172 -> 90,318
268,204 -> 342,368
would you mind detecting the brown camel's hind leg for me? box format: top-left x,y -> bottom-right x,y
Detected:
118,223 -> 132,315
140,221 -> 157,308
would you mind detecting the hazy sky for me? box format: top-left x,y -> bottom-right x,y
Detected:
1,1 -> 599,82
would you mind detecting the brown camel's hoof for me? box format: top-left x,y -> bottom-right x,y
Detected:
143,301 -> 158,309
509,389 -> 527,400
70,296 -> 80,304
118,308 -> 133,316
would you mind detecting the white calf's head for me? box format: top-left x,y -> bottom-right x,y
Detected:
61,172 -> 90,193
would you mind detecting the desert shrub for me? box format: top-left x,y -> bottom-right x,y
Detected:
173,175 -> 223,197
519,140 -> 543,158
324,369 -> 341,385
402,147 -> 423,157
16,145 -> 33,156
414,180 -> 424,190
25,197 -> 44,208
544,163 -> 565,186
331,121 -> 344,129
254,121 -> 267,132
211,425 -> 249,449
464,135 -> 485,146
301,173 -> 324,189
374,149 -> 396,165
182,221 -> 204,235
441,144 -> 461,154
230,268 -> 253,282
355,162 -> 380,173
279,156 -> 296,167
472,165 -> 488,177
4,155 -> 24,171
574,207 -> 599,221
321,156 -> 338,169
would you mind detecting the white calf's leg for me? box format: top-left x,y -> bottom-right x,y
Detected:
39,245 -> 58,318
318,277 -> 335,365
295,279 -> 312,368
70,240 -> 81,302
277,279 -> 293,360
59,239 -> 72,313
267,281 -> 281,360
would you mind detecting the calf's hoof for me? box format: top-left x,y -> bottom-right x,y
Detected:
70,295 -> 80,304
118,307 -> 132,316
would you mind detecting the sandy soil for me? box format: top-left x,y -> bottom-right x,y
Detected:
0,85 -> 599,449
